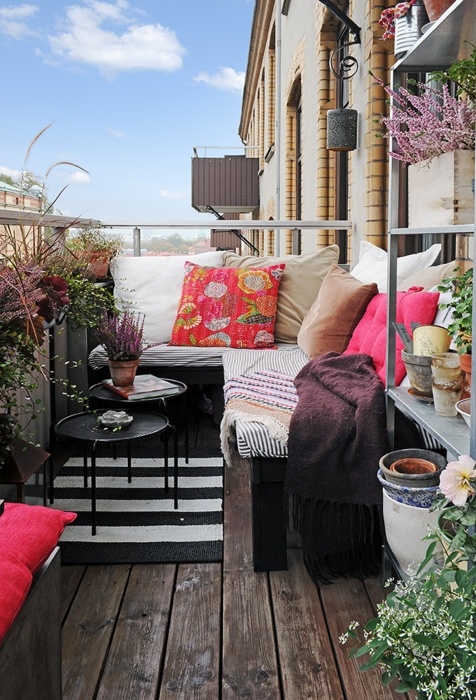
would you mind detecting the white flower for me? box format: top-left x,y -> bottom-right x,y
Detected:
439,455 -> 476,506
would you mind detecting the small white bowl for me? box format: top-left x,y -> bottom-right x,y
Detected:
455,399 -> 471,428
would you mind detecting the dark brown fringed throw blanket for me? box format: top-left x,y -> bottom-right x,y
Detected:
286,352 -> 391,584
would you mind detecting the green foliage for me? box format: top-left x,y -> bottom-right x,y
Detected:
341,457 -> 476,699
430,45 -> 476,103
437,267 -> 473,354
66,228 -> 124,258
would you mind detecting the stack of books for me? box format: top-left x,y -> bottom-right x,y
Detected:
102,374 -> 182,401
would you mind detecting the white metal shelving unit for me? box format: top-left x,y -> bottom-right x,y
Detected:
385,0 -> 476,459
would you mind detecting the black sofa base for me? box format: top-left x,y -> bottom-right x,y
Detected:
251,457 -> 288,572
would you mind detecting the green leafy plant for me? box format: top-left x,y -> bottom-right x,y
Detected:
341,455 -> 476,699
430,45 -> 476,103
66,228 -> 124,279
437,267 -> 473,354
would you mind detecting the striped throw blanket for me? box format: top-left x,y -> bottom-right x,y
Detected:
220,369 -> 298,464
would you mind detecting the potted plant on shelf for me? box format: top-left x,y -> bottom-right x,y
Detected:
374,47 -> 476,227
94,309 -> 157,387
66,228 -> 124,279
378,1 -> 428,57
341,454 -> 476,699
437,266 -> 472,394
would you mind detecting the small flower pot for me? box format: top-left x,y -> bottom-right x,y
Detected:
422,0 -> 455,22
379,448 -> 446,489
402,351 -> 433,397
107,359 -> 140,387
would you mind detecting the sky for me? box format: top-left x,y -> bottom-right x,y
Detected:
0,0 -> 254,237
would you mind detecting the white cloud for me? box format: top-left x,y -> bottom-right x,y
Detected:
194,67 -> 245,93
69,171 -> 91,184
47,0 -> 186,78
106,127 -> 125,138
0,166 -> 21,178
0,4 -> 38,39
160,190 -> 187,200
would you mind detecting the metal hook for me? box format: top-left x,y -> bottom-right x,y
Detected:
329,40 -> 359,81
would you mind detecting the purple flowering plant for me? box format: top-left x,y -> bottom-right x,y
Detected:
95,309 -> 157,361
374,76 -> 476,165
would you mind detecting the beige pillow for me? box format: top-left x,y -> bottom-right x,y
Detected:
397,260 -> 457,291
297,264 -> 378,358
224,245 -> 340,343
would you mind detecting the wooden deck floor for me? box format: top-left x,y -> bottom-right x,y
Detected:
59,408 -> 405,700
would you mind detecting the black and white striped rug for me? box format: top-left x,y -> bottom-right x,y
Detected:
52,456 -> 223,564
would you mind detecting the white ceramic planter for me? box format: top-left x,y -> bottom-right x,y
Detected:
383,489 -> 441,579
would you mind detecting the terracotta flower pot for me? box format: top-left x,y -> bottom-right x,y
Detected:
459,352 -> 472,398
107,359 -> 140,387
379,448 -> 446,488
422,0 -> 455,22
389,457 -> 437,475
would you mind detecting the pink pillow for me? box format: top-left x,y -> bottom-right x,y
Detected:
0,558 -> 32,644
0,503 -> 76,573
170,262 -> 285,348
344,289 -> 440,385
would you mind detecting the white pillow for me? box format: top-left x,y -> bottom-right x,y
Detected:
351,241 -> 441,293
110,251 -> 225,344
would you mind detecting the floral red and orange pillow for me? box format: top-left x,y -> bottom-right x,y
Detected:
170,261 -> 285,348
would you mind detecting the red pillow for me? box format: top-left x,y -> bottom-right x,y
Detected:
170,262 -> 285,348
344,289 -> 440,385
0,558 -> 32,644
0,503 -> 76,573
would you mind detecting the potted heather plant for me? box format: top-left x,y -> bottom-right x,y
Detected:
94,309 -> 157,387
374,53 -> 476,227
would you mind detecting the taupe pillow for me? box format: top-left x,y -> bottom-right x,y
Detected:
297,264 -> 378,358
397,260 -> 457,291
224,245 -> 340,343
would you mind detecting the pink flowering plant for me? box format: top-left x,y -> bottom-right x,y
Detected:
94,309 -> 157,361
374,76 -> 476,165
340,455 -> 476,699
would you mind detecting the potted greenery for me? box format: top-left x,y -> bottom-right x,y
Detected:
341,454 -> 476,699
66,228 -> 124,279
94,309 -> 157,387
437,267 -> 472,393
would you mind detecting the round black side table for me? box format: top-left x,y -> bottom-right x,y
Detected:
88,379 -> 189,463
53,410 -> 177,535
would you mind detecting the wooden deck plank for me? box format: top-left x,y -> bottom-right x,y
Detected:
62,564 -> 131,700
222,452 -> 281,699
318,578 -> 403,700
60,564 -> 86,622
270,549 -> 345,700
96,563 -> 176,700
160,562 -> 222,700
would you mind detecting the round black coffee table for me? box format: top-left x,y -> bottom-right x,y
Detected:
88,379 -> 189,463
54,410 -> 177,535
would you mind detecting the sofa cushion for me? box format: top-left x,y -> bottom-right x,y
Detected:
297,264 -> 378,358
351,241 -> 441,293
223,245 -> 340,343
170,262 -> 285,348
344,289 -> 440,385
0,558 -> 32,644
0,503 -> 76,574
110,252 -> 225,344
397,260 -> 457,291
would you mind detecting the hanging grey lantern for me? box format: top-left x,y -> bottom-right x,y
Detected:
326,108 -> 358,151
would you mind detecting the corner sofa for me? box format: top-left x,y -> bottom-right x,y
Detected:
87,241 -> 457,571
0,502 -> 76,699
